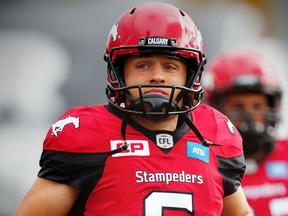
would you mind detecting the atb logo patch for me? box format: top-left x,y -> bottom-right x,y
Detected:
51,116 -> 80,137
110,140 -> 150,157
266,161 -> 288,179
187,141 -> 209,163
156,134 -> 174,149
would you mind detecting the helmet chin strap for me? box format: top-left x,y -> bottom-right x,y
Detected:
107,95 -> 212,156
128,93 -> 212,146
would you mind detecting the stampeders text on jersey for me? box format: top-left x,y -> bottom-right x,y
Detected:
135,170 -> 203,185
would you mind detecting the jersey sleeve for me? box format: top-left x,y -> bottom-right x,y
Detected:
193,104 -> 246,196
38,150 -> 108,191
37,105 -> 113,190
217,154 -> 246,196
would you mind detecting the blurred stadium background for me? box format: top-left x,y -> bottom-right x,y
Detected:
0,0 -> 287,215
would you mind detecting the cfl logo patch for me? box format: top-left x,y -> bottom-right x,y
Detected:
110,140 -> 150,157
156,134 -> 174,149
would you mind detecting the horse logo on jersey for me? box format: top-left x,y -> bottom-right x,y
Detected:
51,116 -> 80,137
226,119 -> 236,134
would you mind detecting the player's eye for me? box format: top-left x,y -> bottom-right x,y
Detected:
136,63 -> 149,70
164,64 -> 176,71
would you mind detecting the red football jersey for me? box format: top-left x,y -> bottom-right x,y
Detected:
39,104 -> 245,215
242,140 -> 288,216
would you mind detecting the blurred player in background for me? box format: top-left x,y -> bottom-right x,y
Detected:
204,49 -> 288,216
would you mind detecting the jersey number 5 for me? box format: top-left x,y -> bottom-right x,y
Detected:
144,191 -> 194,215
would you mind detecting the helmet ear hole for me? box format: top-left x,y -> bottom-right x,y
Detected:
185,58 -> 201,87
109,55 -> 127,87
115,66 -> 125,86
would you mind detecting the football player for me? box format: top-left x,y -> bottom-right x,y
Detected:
204,49 -> 288,215
15,3 -> 251,216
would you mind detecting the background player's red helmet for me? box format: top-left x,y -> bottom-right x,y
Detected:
203,49 -> 282,159
104,2 -> 206,119
204,50 -> 281,107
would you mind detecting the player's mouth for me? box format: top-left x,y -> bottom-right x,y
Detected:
145,89 -> 168,97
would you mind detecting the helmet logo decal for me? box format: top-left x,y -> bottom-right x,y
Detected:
156,134 -> 174,149
51,116 -> 80,137
109,23 -> 119,42
139,37 -> 177,47
147,37 -> 169,45
234,75 -> 260,87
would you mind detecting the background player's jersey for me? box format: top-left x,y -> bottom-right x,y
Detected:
39,104 -> 245,215
242,140 -> 288,216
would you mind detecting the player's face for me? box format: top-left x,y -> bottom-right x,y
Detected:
123,54 -> 187,105
222,92 -> 269,126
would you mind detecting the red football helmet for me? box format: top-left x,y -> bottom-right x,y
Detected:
204,49 -> 282,159
204,50 -> 281,106
104,2 -> 206,120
